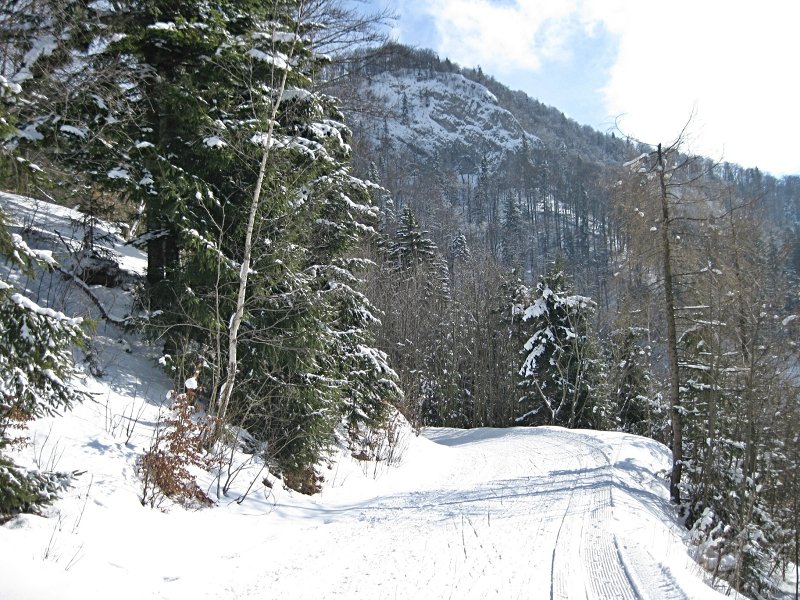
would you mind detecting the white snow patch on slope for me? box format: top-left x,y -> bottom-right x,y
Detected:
354,69 -> 538,169
0,191 -> 146,280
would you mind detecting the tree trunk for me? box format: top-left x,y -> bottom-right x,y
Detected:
214,14 -> 299,427
658,143 -> 683,504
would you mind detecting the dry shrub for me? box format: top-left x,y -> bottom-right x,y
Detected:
138,392 -> 214,509
282,466 -> 322,495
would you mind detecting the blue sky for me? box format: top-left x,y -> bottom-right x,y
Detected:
379,0 -> 800,176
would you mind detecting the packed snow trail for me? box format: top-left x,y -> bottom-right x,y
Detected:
226,427 -> 724,600
1,420 -> 730,600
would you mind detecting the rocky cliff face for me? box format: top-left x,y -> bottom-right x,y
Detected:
351,69 -> 540,175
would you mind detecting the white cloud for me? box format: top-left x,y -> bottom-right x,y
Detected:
594,0 -> 800,174
424,0 -> 582,73
399,0 -> 800,174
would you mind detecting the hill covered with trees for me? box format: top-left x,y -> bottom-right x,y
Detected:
1,4 -> 799,596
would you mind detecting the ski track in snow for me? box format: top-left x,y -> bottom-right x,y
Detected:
241,428 -> 707,600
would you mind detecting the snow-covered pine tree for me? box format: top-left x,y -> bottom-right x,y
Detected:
371,206 -> 453,426
390,207 -> 438,271
501,190 -> 523,268
517,263 -> 605,429
606,326 -> 656,436
8,0 -> 401,490
0,213 -> 88,517
305,169 -> 402,434
467,156 -> 490,226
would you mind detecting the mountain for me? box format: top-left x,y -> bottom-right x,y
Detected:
334,44 -> 800,291
351,68 -> 539,171
341,45 -> 628,172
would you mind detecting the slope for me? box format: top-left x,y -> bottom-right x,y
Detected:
352,68 -> 539,168
0,191 -> 733,599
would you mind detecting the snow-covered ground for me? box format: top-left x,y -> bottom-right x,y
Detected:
0,192 -> 738,599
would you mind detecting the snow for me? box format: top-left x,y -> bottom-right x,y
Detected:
18,123 -> 44,141
246,48 -> 291,70
270,31 -> 299,43
0,191 -> 147,281
0,192 -> 739,599
148,22 -> 177,31
12,35 -> 58,83
10,292 -> 83,327
107,167 -> 130,180
354,69 -> 540,169
59,125 -> 88,139
88,0 -> 114,10
281,88 -> 312,102
202,136 -> 227,148
0,404 -> 734,599
623,152 -> 650,168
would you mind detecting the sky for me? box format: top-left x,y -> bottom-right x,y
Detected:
382,0 -> 800,176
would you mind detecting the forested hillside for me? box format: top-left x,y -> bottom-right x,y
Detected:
330,44 -> 800,598
1,3 -> 799,597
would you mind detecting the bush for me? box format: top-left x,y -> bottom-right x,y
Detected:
138,392 -> 213,509
0,456 -> 72,522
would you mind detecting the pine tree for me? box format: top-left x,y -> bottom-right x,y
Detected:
606,326 -> 656,436
501,191 -> 523,267
0,213 -> 88,517
447,231 -> 470,287
389,207 -> 438,271
517,263 -> 604,429
469,157 -> 490,225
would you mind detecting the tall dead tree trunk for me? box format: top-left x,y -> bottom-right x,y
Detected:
657,143 -> 683,504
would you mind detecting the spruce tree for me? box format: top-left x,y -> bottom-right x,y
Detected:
390,207 -> 438,271
0,212 -> 88,517
9,0 -> 401,489
501,191 -> 523,267
606,326 -> 655,436
517,263 -> 604,429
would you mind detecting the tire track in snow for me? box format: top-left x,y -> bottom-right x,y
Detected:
545,429 -> 693,600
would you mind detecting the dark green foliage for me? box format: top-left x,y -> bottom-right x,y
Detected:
517,264 -> 605,429
390,207 -> 439,271
468,157 -> 491,225
0,456 -> 72,521
0,290 -> 88,427
606,327 -> 656,436
501,191 -> 523,267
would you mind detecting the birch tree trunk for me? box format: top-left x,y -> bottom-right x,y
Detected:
214,7 -> 303,427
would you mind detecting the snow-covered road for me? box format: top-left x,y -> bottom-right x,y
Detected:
1,418 -> 731,600
233,427 -> 725,600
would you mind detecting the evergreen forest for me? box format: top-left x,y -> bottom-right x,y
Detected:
1,2 -> 799,597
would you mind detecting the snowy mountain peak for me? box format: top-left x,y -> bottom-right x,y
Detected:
354,69 -> 539,172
